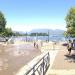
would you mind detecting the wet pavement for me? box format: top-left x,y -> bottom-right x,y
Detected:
0,43 -> 41,75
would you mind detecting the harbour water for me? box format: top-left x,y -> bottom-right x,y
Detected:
12,35 -> 66,42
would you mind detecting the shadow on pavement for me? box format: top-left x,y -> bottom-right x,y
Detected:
62,43 -> 68,46
64,54 -> 75,63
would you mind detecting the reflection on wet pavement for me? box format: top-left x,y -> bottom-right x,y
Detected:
0,43 -> 41,75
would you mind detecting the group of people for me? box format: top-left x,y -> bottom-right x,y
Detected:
33,41 -> 43,49
67,39 -> 75,55
34,42 -> 38,48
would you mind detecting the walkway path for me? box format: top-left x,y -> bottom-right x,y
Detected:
0,43 -> 41,75
46,44 -> 75,75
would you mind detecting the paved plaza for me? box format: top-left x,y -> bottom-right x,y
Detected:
46,43 -> 75,75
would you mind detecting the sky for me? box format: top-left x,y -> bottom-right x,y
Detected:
0,0 -> 75,32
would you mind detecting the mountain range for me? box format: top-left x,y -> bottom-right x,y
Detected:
29,29 -> 65,36
14,29 -> 65,36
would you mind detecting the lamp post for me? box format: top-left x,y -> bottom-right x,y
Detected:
36,33 -> 38,41
26,32 -> 27,42
48,30 -> 49,42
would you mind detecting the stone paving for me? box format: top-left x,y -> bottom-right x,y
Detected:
0,43 -> 41,75
46,43 -> 75,75
15,42 -> 75,75
15,42 -> 59,75
1,41 -> 75,75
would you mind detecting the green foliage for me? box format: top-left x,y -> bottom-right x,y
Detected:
0,28 -> 13,37
30,33 -> 48,36
12,32 -> 28,36
63,31 -> 68,37
30,33 -> 37,36
0,11 -> 6,32
66,7 -> 75,37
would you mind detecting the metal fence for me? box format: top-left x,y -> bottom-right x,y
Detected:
25,52 -> 50,75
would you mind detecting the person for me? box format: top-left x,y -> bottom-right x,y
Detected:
72,39 -> 75,50
34,42 -> 36,47
67,40 -> 72,55
36,43 -> 38,48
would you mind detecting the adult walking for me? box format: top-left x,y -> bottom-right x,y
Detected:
67,40 -> 72,55
72,39 -> 75,52
34,42 -> 36,47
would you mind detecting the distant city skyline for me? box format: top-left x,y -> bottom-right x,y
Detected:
0,0 -> 75,32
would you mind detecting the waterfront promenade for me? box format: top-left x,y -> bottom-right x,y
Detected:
46,42 -> 75,75
0,41 -> 75,75
0,41 -> 41,75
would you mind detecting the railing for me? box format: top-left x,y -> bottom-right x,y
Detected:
25,52 -> 50,75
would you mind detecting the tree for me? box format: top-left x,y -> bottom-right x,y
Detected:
30,32 -> 48,36
1,28 -> 13,37
63,31 -> 68,37
65,7 -> 75,37
0,11 -> 6,32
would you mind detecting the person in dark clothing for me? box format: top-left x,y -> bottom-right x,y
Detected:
34,42 -> 36,47
67,40 -> 72,55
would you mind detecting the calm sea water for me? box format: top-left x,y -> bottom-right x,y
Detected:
13,35 -> 66,42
